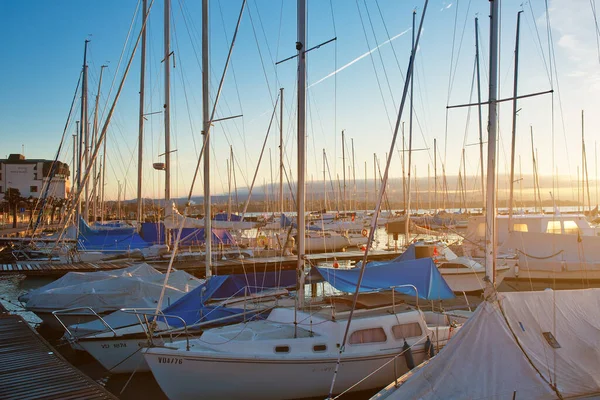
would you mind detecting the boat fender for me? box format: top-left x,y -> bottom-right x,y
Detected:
403,339 -> 415,370
333,258 -> 339,268
425,336 -> 435,358
514,263 -> 519,277
361,228 -> 368,237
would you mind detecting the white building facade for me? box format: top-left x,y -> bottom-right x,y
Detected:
0,154 -> 71,199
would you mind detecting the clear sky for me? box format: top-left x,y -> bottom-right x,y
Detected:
1,0 -> 599,205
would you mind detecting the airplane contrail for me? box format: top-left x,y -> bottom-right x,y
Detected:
308,27 -> 411,89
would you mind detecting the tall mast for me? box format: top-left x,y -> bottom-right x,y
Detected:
583,110 -> 592,214
475,17 -> 485,211
351,138 -> 356,212
279,87 -> 284,214
405,10 -> 416,244
83,43 -> 90,223
401,122 -> 406,210
434,138 -> 437,212
508,11 -> 522,231
462,148 -> 467,210
373,153 -> 377,209
530,126 -> 537,213
164,0 -> 172,205
485,0 -> 499,284
78,40 -> 89,223
92,65 -> 107,223
202,0 -> 212,278
364,161 -> 367,213
227,158 -> 232,218
296,0 -> 307,307
137,0 -> 148,224
101,122 -> 107,223
341,129 -> 346,215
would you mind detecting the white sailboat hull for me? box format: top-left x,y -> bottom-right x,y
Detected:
78,336 -> 159,373
144,347 -> 427,400
304,235 -> 351,253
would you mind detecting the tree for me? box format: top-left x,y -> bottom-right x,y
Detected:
4,188 -> 23,228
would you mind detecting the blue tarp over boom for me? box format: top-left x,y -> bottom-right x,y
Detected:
315,258 -> 455,300
280,214 -> 322,231
139,222 -> 236,246
161,271 -> 297,327
78,217 -> 151,252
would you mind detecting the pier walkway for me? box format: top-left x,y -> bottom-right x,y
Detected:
0,250 -> 402,278
0,304 -> 117,400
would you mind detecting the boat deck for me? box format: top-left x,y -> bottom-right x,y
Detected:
0,250 -> 402,277
0,304 -> 117,400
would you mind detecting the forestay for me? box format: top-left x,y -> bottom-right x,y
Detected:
315,258 -> 455,300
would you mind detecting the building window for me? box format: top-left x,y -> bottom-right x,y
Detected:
0,172 -> 2,180
349,327 -> 387,344
392,323 -> 423,340
30,186 -> 38,193
0,186 -> 3,193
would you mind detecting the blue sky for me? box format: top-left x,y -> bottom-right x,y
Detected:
1,0 -> 599,204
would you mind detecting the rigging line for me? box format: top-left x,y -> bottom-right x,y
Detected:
99,0 -> 142,125
591,0 -> 600,63
329,0 -> 338,185
31,72 -> 82,240
364,0 -> 397,110
443,0 -> 459,169
526,1 -> 552,83
544,0 -> 571,192
354,0 -> 394,131
216,0 -> 246,140
375,0 -> 406,81
448,0 -> 473,99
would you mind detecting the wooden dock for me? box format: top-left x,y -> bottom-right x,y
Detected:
0,305 -> 117,400
0,250 -> 402,277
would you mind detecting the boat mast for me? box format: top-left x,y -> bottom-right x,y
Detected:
83,43 -> 90,223
583,110 -> 592,214
227,158 -> 232,219
279,87 -> 284,215
475,17 -> 485,211
78,40 -> 89,223
91,65 -> 107,222
530,126 -> 537,213
202,0 -> 212,277
485,0 -> 500,284
352,138 -> 356,212
405,10 -> 416,245
296,0 -> 307,307
137,0 -> 148,224
508,11 -> 522,231
434,138 -> 437,212
164,0 -> 172,208
342,129 -> 346,215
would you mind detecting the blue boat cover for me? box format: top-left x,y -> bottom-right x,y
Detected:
161,271 -> 296,327
140,222 -> 236,246
393,243 -> 417,262
214,213 -> 243,222
280,214 -> 322,231
315,258 -> 455,300
78,217 -> 151,252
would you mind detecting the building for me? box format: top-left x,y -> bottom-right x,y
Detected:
0,154 -> 71,199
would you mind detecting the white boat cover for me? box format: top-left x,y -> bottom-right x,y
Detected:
21,263 -> 202,313
164,204 -> 256,230
379,289 -> 600,399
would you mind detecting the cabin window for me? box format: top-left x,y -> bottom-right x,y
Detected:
546,221 -> 562,234
313,344 -> 327,352
392,323 -> 423,339
274,345 -> 290,353
563,221 -> 580,235
476,223 -> 486,237
349,328 -> 387,344
513,223 -> 528,232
